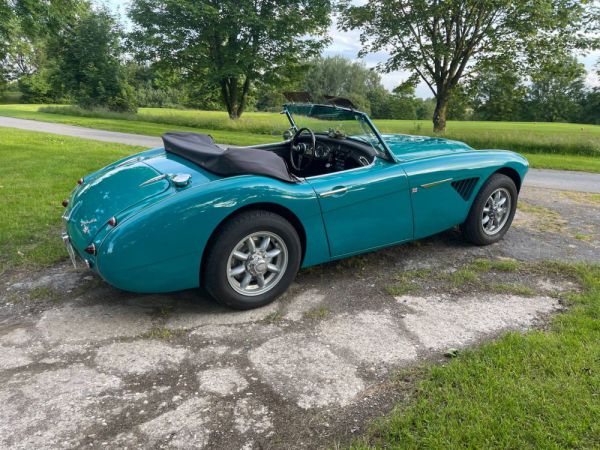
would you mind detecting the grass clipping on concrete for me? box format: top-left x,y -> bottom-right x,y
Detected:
352,262 -> 600,449
0,127 -> 140,274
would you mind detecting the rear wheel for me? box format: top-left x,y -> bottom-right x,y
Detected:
462,174 -> 518,246
204,210 -> 301,309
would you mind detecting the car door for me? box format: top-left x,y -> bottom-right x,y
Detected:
307,160 -> 413,258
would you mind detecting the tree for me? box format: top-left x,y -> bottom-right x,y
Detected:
341,0 -> 599,131
0,0 -> 89,96
469,61 -> 527,121
58,9 -> 136,112
524,53 -> 587,122
302,56 -> 382,111
129,0 -> 332,119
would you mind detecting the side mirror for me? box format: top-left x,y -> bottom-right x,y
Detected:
283,128 -> 294,140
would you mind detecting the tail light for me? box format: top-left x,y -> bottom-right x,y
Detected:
62,199 -> 69,208
85,243 -> 96,255
108,217 -> 117,227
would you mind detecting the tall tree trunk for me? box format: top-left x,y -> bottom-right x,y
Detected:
220,77 -> 241,119
433,94 -> 449,132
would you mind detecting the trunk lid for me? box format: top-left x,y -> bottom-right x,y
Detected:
64,150 -> 221,249
65,159 -> 170,248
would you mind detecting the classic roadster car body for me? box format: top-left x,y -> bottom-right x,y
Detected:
62,103 -> 528,308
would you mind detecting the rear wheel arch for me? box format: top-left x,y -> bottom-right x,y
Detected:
200,203 -> 307,285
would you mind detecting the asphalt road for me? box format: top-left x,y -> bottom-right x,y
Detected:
1,115 -> 599,193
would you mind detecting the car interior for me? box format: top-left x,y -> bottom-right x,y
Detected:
253,127 -> 378,178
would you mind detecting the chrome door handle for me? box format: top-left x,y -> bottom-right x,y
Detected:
319,187 -> 348,198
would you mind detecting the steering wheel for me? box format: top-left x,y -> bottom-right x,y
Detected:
289,127 -> 316,172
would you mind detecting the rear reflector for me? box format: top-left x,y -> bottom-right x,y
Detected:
108,217 -> 117,227
78,178 -> 84,185
62,199 -> 69,208
85,243 -> 96,255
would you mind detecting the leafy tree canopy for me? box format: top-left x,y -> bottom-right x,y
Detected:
129,0 -> 333,118
57,8 -> 136,112
341,0 -> 600,131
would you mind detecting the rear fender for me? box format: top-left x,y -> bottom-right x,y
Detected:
95,176 -> 327,293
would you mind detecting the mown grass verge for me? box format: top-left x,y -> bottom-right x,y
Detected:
0,127 -> 141,274
0,105 -> 599,166
352,261 -> 600,449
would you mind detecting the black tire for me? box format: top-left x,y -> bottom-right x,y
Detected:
203,210 -> 302,309
462,173 -> 518,246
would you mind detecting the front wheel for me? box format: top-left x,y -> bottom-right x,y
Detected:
461,173 -> 518,246
203,210 -> 302,309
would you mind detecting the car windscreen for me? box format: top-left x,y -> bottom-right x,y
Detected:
285,104 -> 387,156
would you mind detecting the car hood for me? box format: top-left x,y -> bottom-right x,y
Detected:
382,134 -> 473,161
64,149 -> 219,249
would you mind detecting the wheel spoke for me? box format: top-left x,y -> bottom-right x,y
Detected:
267,264 -> 280,273
256,274 -> 265,287
482,215 -> 490,225
240,273 -> 252,289
229,265 -> 246,277
259,236 -> 271,251
266,248 -> 281,259
497,196 -> 507,207
233,251 -> 249,261
246,237 -> 256,253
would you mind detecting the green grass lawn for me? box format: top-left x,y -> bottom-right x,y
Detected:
0,127 -> 141,274
351,261 -> 600,449
0,104 -> 599,172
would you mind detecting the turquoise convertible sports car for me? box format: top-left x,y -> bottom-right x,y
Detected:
62,103 -> 528,309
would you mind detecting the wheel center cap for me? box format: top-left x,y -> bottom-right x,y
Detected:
246,254 -> 267,276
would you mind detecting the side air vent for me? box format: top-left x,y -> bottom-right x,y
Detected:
451,177 -> 479,200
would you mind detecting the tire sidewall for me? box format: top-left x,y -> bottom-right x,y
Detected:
466,174 -> 518,245
204,211 -> 301,309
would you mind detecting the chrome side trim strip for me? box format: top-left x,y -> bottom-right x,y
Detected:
420,178 -> 453,189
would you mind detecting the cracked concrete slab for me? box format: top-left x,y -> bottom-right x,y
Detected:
0,365 -> 121,449
166,300 -> 280,330
399,294 -> 560,350
198,367 -> 248,396
36,304 -> 155,344
95,340 -> 190,376
0,345 -> 32,370
249,334 -> 365,409
317,310 -> 418,365
137,397 -> 212,449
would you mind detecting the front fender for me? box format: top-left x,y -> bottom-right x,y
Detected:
95,175 -> 327,293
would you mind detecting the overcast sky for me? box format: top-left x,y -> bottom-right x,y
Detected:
104,0 -> 599,98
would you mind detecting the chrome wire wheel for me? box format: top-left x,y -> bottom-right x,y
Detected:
226,231 -> 288,296
482,187 -> 511,235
